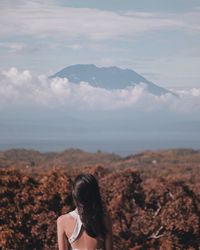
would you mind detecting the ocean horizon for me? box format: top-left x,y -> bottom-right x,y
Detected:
1,131 -> 200,156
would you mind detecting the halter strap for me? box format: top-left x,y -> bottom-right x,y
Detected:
68,209 -> 82,244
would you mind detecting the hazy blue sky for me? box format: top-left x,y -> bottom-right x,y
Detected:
0,0 -> 200,89
0,0 -> 200,153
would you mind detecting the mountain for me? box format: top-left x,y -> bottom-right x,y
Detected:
51,64 -> 175,96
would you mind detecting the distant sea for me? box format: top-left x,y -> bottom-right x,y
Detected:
1,131 -> 200,156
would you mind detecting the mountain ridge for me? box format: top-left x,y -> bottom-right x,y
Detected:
51,64 -> 175,96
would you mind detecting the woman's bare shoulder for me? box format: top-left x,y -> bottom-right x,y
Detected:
57,211 -> 74,227
57,210 -> 76,236
57,212 -> 69,221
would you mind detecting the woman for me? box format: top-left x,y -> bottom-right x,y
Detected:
57,173 -> 113,250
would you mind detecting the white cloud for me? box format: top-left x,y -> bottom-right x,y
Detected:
181,9 -> 200,34
2,67 -> 32,85
1,1 -> 200,43
0,2 -> 187,41
0,42 -> 26,52
178,88 -> 200,97
68,44 -> 83,50
0,67 -> 200,114
99,58 -> 115,66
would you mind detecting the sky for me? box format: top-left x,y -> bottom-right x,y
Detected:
0,0 -> 200,89
0,0 -> 200,153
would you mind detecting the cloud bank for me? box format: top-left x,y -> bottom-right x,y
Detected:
1,1 -> 199,41
0,67 -> 200,114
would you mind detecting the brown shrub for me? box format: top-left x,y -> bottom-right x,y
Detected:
0,166 -> 200,250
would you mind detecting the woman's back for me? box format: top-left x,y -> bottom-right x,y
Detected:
57,173 -> 113,250
57,209 -> 112,250
66,209 -> 104,250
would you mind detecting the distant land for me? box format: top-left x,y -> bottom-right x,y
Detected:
0,148 -> 199,171
51,64 -> 175,96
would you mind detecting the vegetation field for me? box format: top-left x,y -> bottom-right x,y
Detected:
0,148 -> 200,249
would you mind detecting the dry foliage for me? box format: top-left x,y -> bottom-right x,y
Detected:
0,149 -> 200,249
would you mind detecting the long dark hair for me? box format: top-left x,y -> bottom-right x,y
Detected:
72,173 -> 107,238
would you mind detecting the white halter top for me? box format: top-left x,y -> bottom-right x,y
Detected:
68,209 -> 82,244
68,209 -> 103,250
